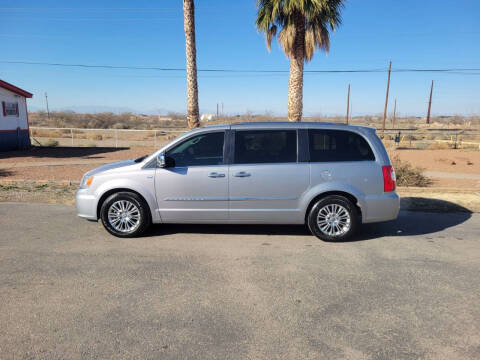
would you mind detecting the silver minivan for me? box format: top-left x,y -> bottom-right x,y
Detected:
76,122 -> 399,241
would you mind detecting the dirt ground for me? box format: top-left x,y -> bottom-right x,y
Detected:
389,148 -> 479,174
389,148 -> 480,189
1,147 -> 479,189
0,147 -> 156,182
0,146 -> 155,164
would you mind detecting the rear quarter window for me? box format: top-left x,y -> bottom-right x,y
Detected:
308,129 -> 375,162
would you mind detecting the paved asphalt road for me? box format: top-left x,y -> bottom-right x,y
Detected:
1,203 -> 479,360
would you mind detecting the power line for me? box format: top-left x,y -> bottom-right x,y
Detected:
10,18 -> 179,22
0,7 -> 219,13
1,60 -> 480,74
0,7 -> 181,11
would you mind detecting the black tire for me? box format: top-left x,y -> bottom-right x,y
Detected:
307,195 -> 359,242
100,191 -> 151,238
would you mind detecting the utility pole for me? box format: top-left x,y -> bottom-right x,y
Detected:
45,92 -> 50,120
349,102 -> 352,124
221,102 -> 224,116
346,83 -> 350,124
392,98 -> 397,129
382,61 -> 392,132
426,80 -> 434,124
216,103 -> 219,118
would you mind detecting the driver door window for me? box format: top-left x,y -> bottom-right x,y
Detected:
167,132 -> 225,167
155,131 -> 228,221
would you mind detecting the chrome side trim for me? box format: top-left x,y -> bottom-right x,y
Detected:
230,196 -> 297,201
164,197 -> 229,201
164,196 -> 297,201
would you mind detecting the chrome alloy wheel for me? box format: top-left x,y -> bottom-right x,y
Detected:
316,204 -> 351,237
107,200 -> 141,233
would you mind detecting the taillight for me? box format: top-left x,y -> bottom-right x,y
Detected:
382,165 -> 396,192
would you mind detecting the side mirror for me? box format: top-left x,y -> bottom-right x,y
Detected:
157,153 -> 175,168
157,153 -> 167,168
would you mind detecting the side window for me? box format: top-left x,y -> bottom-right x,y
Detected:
2,102 -> 19,117
166,131 -> 224,167
234,130 -> 297,164
308,130 -> 375,162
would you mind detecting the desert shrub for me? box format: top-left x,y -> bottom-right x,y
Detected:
36,130 -> 62,138
391,156 -> 431,187
427,142 -> 451,150
461,143 -> 479,150
87,133 -> 103,141
167,112 -> 186,121
112,122 -> 129,129
415,142 -> 428,150
42,139 -> 59,147
85,142 -> 97,147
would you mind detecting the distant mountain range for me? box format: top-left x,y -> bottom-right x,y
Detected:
28,105 -> 162,115
27,105 -> 221,116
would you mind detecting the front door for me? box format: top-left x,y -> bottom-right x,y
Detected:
155,131 -> 228,222
229,129 -> 310,223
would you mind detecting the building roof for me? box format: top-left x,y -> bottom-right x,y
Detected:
0,79 -> 33,98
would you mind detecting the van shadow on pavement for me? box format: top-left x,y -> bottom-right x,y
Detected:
146,198 -> 472,242
357,209 -> 471,241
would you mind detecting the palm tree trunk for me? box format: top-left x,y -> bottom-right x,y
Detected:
183,0 -> 200,129
287,12 -> 305,122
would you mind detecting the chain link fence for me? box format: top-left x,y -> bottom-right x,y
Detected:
380,129 -> 480,150
30,126 -> 480,150
30,127 -> 187,148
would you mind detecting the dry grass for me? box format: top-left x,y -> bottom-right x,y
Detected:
391,156 -> 431,187
29,111 -> 188,129
41,139 -> 59,147
427,142 -> 452,150
29,111 -> 480,130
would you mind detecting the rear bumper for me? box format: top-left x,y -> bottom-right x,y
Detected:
362,192 -> 400,223
75,189 -> 98,221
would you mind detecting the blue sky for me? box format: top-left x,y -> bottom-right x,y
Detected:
1,0 -> 479,116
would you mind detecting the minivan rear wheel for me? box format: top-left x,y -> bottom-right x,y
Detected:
307,195 -> 359,242
100,192 -> 151,238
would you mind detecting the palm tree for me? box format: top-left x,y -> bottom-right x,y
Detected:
183,0 -> 200,129
256,0 -> 345,121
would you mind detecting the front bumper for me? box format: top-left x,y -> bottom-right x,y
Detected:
363,191 -> 400,223
75,189 -> 98,220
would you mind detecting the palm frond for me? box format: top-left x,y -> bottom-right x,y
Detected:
278,24 -> 296,58
266,25 -> 277,51
256,0 -> 345,60
305,29 -> 315,61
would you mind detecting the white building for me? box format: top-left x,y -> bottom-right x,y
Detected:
0,79 -> 33,151
201,113 -> 216,122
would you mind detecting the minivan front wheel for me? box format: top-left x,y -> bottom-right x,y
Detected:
307,195 -> 359,241
100,192 -> 151,237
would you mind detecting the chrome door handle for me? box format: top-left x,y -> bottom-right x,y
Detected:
234,171 -> 251,178
208,172 -> 225,178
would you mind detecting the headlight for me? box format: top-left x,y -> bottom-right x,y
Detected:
80,175 -> 94,189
